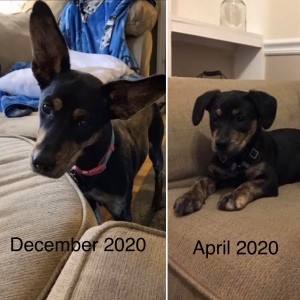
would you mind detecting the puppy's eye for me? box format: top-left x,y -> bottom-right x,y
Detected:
78,120 -> 89,128
42,103 -> 52,115
236,115 -> 245,123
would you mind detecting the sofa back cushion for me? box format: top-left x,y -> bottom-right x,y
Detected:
168,77 -> 300,183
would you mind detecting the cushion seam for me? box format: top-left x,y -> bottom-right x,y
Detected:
0,135 -> 95,299
169,256 -> 220,300
63,221 -> 165,299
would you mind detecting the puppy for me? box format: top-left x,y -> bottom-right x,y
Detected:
174,90 -> 300,216
29,1 -> 165,222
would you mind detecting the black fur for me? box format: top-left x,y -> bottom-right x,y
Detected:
174,89 -> 300,216
29,1 -> 166,222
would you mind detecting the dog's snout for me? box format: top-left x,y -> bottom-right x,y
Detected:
32,152 -> 56,173
215,140 -> 229,151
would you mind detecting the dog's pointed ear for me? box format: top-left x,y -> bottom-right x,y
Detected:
248,90 -> 277,129
30,1 -> 70,89
192,90 -> 220,126
102,75 -> 166,120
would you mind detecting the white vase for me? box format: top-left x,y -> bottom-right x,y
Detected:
220,0 -> 247,31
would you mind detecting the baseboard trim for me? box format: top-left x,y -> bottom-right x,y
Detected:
264,38 -> 300,56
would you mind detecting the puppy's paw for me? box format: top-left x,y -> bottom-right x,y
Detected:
218,192 -> 247,211
173,192 -> 204,216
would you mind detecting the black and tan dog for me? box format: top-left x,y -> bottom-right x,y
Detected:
174,89 -> 300,216
29,1 -> 165,222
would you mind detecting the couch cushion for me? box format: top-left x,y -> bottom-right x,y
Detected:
47,221 -> 166,300
0,135 -> 97,299
0,113 -> 38,138
169,184 -> 300,299
168,78 -> 300,183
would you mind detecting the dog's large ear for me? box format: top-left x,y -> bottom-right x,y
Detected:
30,1 -> 70,89
102,75 -> 166,120
192,90 -> 220,126
248,90 -> 277,129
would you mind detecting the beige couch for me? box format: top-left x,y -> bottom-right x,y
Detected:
168,77 -> 300,299
0,2 -> 165,299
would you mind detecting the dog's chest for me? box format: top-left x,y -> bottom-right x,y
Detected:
85,188 -> 126,217
208,160 -> 267,187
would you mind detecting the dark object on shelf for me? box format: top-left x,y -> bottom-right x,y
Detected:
197,70 -> 227,79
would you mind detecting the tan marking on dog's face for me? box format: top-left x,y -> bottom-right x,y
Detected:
216,109 -> 222,116
232,109 -> 240,116
32,130 -> 101,178
227,120 -> 257,154
211,129 -> 219,152
34,128 -> 47,150
73,108 -> 88,119
53,98 -> 63,112
54,132 -> 101,176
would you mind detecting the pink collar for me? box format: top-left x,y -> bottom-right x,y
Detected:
71,127 -> 115,176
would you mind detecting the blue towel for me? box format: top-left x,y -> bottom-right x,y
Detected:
1,95 -> 38,118
0,62 -> 38,118
60,0 -> 146,73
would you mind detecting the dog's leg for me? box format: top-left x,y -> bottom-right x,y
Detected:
148,105 -> 164,211
174,177 -> 216,216
85,196 -> 103,224
218,179 -> 278,211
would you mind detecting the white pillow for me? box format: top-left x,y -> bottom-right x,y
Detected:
0,50 -> 135,98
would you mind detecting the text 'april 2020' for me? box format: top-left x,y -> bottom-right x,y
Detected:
193,240 -> 279,258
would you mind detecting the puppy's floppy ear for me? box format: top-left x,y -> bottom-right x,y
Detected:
30,1 -> 70,89
103,74 -> 166,120
192,90 -> 220,126
248,90 -> 277,129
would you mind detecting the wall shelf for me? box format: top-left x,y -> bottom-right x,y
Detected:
172,16 -> 263,48
170,16 -> 265,79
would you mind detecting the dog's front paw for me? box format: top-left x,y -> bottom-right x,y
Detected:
173,192 -> 204,216
218,192 -> 247,211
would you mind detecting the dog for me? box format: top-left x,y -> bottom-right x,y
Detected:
174,89 -> 300,216
29,1 -> 165,223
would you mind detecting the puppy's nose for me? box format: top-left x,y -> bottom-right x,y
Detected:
216,140 -> 229,151
32,152 -> 56,173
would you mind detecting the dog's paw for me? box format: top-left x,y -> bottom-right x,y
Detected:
218,192 -> 247,211
173,192 -> 204,216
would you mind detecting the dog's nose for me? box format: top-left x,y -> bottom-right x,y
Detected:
32,153 -> 56,173
216,140 -> 228,151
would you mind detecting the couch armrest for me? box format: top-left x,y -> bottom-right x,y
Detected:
127,31 -> 153,77
0,12 -> 31,75
126,0 -> 158,37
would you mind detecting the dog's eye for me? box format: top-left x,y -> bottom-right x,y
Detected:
78,120 -> 89,128
42,103 -> 52,115
236,115 -> 245,123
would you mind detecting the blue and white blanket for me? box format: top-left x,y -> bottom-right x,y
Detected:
60,0 -> 156,73
0,0 -> 158,117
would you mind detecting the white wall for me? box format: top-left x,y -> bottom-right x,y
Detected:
171,0 -> 266,34
264,0 -> 300,39
264,0 -> 300,80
